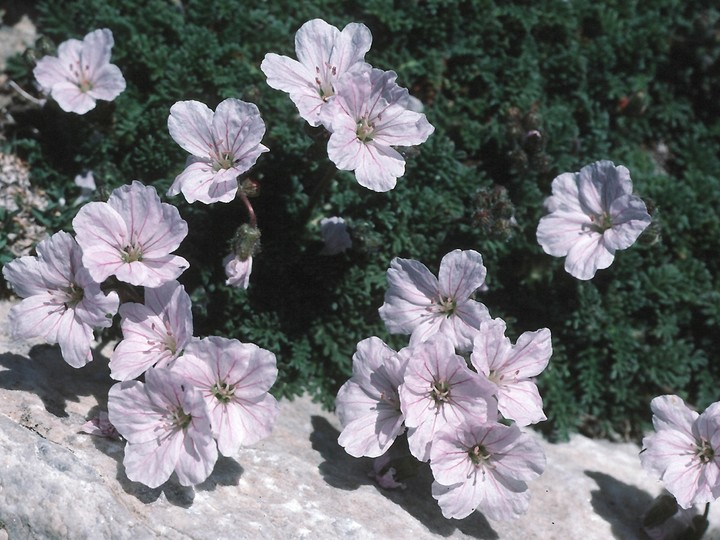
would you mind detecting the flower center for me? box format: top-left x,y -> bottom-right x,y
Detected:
431,380 -> 451,404
438,296 -> 457,317
315,63 -> 337,100
211,381 -> 236,403
468,444 -> 492,466
213,151 -> 235,171
63,283 -> 85,308
356,117 -> 375,141
169,407 -> 192,430
121,244 -> 143,263
696,440 -> 715,464
69,59 -> 93,93
589,212 -> 613,233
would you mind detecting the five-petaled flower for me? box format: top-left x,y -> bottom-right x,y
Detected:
399,334 -> 495,462
640,395 -> 720,509
336,337 -> 408,458
2,231 -> 119,368
73,181 -> 189,288
110,280 -> 194,381
108,367 -> 218,488
471,318 -> 552,426
379,249 -> 491,351
33,28 -> 126,115
326,68 -> 434,192
261,18 -> 372,128
167,99 -> 269,204
536,160 -> 652,280
430,420 -> 546,521
171,336 -> 280,456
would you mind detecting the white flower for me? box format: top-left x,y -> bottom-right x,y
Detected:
261,18 -> 372,128
536,160 -> 651,280
379,249 -> 491,351
640,395 -> 720,509
33,28 -> 125,114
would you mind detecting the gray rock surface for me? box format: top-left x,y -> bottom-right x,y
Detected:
1,298 -> 719,539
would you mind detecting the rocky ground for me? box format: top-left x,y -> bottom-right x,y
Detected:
1,299 -> 719,540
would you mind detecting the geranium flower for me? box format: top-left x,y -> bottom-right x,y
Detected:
326,68 -> 434,192
261,18 -> 372,128
224,254 -> 253,289
108,367 -> 218,488
471,318 -> 552,426
2,231 -> 119,368
640,395 -> 720,509
110,280 -> 193,381
536,160 -> 652,280
398,334 -> 495,462
336,337 -> 408,458
319,216 -> 351,255
33,28 -> 126,114
171,336 -> 280,456
73,181 -> 189,288
379,249 -> 491,351
81,410 -> 120,439
167,99 -> 269,204
430,420 -> 546,520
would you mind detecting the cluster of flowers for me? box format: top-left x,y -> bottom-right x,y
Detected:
15,15 -> 712,529
261,18 -> 435,192
6,29 -> 283,488
335,249 -> 551,521
3,181 -> 280,488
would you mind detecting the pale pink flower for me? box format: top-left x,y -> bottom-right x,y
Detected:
398,334 -> 495,462
320,216 -> 351,255
430,420 -> 546,520
261,18 -> 372,127
471,318 -> 552,426
2,231 -> 119,368
110,280 -> 193,381
108,367 -> 218,488
326,68 -> 434,192
72,181 -> 189,287
336,337 -> 408,458
379,249 -> 491,351
81,410 -> 120,439
33,28 -> 126,114
640,395 -> 720,509
171,336 -> 279,457
370,452 -> 406,490
536,160 -> 651,280
224,254 -> 253,289
167,99 -> 269,204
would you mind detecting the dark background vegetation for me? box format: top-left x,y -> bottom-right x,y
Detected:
3,0 -> 720,440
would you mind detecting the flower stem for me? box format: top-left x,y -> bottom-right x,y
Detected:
301,160 -> 337,226
239,191 -> 257,228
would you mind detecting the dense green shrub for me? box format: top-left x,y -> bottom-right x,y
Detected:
3,0 -> 720,439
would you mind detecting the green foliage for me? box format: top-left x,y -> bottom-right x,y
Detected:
5,0 -> 720,438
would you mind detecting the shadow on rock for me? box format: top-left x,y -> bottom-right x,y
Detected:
586,470 -> 654,539
87,410 -> 243,507
310,415 -> 498,539
0,344 -> 113,418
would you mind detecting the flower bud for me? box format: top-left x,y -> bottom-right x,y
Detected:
232,223 -> 261,261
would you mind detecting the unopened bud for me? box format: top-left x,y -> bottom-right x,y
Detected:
232,223 -> 261,261
240,178 -> 261,198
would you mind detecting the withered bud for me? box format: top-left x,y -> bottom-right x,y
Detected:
232,223 -> 261,261
240,178 -> 261,198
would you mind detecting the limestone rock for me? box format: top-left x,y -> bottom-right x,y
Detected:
1,300 -> 719,539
